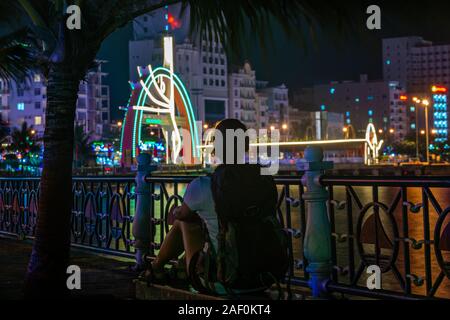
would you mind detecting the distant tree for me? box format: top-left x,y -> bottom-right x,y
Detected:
8,122 -> 41,172
73,125 -> 94,168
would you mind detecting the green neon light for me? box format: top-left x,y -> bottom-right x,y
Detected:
138,110 -> 144,150
131,67 -> 200,159
145,118 -> 163,125
132,109 -> 140,158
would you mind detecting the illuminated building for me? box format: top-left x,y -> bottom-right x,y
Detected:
389,93 -> 417,140
431,86 -> 449,144
0,63 -> 110,139
383,36 -> 450,92
307,74 -> 400,135
228,62 -> 257,129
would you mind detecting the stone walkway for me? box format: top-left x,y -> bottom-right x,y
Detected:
0,235 -> 137,300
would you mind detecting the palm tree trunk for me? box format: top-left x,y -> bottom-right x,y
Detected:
24,65 -> 80,298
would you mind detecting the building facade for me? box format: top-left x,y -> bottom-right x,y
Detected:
383,36 -> 450,93
228,62 -> 257,129
312,75 -> 401,135
0,63 -> 111,140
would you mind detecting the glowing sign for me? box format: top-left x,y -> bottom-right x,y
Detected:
432,85 -> 447,93
400,95 -> 408,101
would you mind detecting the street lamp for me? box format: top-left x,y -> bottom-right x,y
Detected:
413,97 -> 431,163
422,99 -> 430,163
389,128 -> 395,134
270,125 -> 276,131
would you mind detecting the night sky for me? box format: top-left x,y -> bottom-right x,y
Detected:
97,1 -> 450,121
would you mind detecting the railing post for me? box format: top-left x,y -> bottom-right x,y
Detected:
299,146 -> 333,298
132,153 -> 157,269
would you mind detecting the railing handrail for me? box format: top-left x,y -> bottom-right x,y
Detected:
321,175 -> 450,187
2,174 -> 450,188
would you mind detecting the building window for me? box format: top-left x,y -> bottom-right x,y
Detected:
17,102 -> 25,111
221,80 -> 225,87
34,88 -> 40,96
35,102 -> 41,109
34,116 -> 42,126
203,78 -> 207,85
34,74 -> 41,83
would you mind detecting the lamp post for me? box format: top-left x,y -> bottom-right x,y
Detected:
282,123 -> 288,142
422,99 -> 430,164
412,97 -> 430,163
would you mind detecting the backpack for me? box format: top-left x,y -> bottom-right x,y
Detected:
190,164 -> 289,295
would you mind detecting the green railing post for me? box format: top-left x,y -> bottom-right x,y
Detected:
132,153 -> 157,270
299,146 -> 333,298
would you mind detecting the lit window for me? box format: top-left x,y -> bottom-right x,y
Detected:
17,102 -> 25,111
33,74 -> 41,82
35,116 -> 42,125
410,106 -> 415,112
411,123 -> 416,129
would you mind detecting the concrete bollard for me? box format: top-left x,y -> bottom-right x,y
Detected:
132,153 -> 157,270
298,146 -> 333,298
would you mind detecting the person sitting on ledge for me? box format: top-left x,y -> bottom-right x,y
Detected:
142,119 -> 288,296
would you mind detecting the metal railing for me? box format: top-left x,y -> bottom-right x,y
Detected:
0,164 -> 449,300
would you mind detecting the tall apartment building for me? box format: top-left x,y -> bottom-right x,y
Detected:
0,63 -> 111,140
227,62 -> 288,131
383,36 -> 450,93
228,62 -> 257,129
261,84 -> 289,129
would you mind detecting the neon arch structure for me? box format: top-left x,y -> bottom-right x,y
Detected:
120,36 -> 200,166
365,123 -> 383,165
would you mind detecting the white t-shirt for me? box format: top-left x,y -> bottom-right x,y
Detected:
183,176 -> 219,251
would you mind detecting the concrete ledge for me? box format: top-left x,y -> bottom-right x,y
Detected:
134,280 -> 223,300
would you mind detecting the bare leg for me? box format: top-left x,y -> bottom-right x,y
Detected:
152,220 -> 184,271
178,220 -> 204,272
151,220 -> 204,273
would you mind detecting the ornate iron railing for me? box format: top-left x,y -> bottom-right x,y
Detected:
0,175 -> 449,300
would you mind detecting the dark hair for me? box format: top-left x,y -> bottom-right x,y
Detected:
213,119 -> 249,164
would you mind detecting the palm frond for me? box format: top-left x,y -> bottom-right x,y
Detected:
182,0 -> 358,58
0,30 -> 40,83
